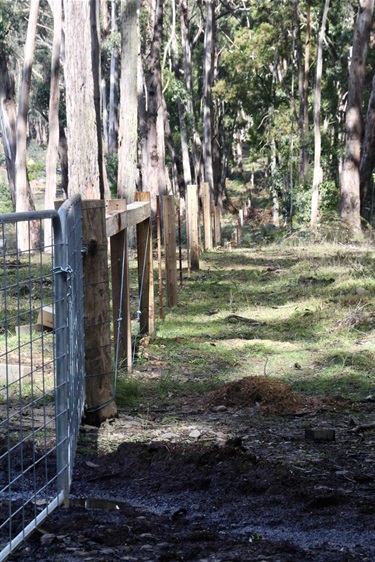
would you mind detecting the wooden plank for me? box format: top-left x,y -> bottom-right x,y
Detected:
37,305 -> 54,329
82,200 -> 117,426
135,193 -> 155,335
163,195 -> 178,307
0,364 -> 31,386
106,201 -> 150,237
108,200 -> 132,372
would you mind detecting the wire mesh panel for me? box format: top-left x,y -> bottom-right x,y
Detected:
0,196 -> 84,560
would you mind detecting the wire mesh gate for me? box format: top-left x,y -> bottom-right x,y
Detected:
0,195 -> 84,560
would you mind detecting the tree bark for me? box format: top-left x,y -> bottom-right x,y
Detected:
15,0 -> 39,250
63,0 -> 101,199
45,0 -> 62,249
0,50 -> 17,208
58,125 -> 68,197
292,0 -> 305,183
360,74 -> 375,216
340,0 -> 374,235
311,0 -> 330,229
90,0 -> 109,199
180,0 -> 203,186
203,0 -> 215,198
108,0 -> 119,153
118,0 -> 139,202
302,0 -> 311,182
140,0 -> 166,213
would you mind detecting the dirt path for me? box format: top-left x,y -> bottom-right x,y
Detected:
9,378 -> 375,561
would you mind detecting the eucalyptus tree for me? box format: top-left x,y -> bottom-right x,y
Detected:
340,0 -> 374,235
44,0 -> 62,249
15,0 -> 40,250
311,0 -> 330,229
63,0 -> 104,199
117,0 -> 139,202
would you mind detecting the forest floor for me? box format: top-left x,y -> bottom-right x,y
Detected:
6,175 -> 375,561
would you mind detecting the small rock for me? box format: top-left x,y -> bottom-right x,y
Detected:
305,428 -> 335,442
189,429 -> 201,439
40,533 -> 55,545
160,432 -> 176,440
211,405 -> 227,412
348,415 -> 359,427
356,287 -> 369,295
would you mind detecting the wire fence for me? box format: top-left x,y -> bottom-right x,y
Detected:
0,195 -> 84,560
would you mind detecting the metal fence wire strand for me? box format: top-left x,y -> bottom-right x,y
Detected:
0,196 -> 85,561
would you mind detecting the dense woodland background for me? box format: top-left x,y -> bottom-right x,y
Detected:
1,0 -> 375,241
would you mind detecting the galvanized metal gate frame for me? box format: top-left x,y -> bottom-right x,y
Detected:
0,195 -> 85,560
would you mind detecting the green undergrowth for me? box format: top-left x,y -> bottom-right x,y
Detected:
118,239 -> 375,409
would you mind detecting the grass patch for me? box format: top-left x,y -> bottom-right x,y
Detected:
122,240 -> 375,406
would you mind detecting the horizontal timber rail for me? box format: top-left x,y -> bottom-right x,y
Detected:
106,200 -> 151,236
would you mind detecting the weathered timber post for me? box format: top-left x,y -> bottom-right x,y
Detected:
108,199 -> 132,373
82,200 -> 117,426
135,192 -> 154,334
201,182 -> 212,250
163,195 -> 178,307
177,194 -> 183,287
214,205 -> 221,246
156,196 -> 164,319
186,184 -> 199,270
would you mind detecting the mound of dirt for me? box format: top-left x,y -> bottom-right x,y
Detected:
207,376 -> 316,414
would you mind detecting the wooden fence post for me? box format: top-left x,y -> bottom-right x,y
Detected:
156,196 -> 164,319
81,200 -> 117,426
135,192 -> 154,334
186,184 -> 199,270
163,195 -> 178,307
214,205 -> 221,246
201,182 -> 212,250
108,199 -> 132,373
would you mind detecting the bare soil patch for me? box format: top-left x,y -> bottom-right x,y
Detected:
8,377 -> 375,562
207,376 -> 318,414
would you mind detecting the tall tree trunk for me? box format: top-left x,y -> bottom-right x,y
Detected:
0,51 -> 17,208
90,0 -> 109,199
293,0 -> 305,184
140,0 -> 166,213
118,0 -> 139,202
102,77 -> 109,150
302,0 -> 311,182
270,135 -> 280,227
178,101 -> 192,188
58,125 -> 69,197
360,74 -> 375,216
311,0 -> 330,229
340,0 -> 374,235
203,0 -> 215,198
15,0 -> 39,251
108,0 -> 119,153
45,0 -> 62,249
180,0 -> 203,186
64,0 -> 101,199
